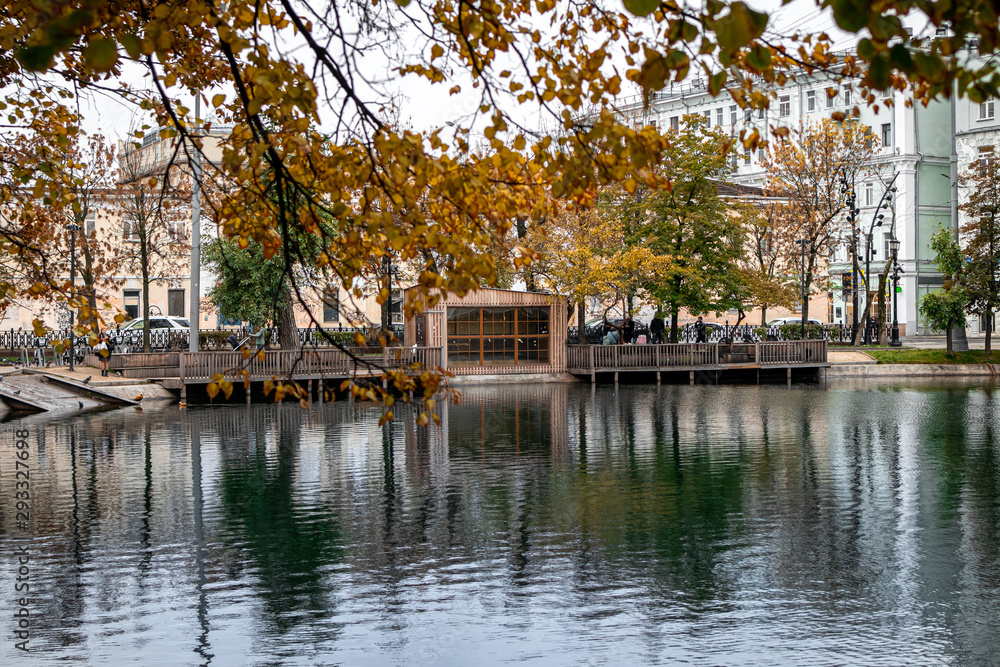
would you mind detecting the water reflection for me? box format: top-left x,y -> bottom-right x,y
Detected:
1,381 -> 999,664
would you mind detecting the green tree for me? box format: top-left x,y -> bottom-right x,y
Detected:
919,227 -> 967,356
623,116 -> 745,343
204,237 -> 288,331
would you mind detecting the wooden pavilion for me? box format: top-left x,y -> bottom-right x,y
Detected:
402,287 -> 568,375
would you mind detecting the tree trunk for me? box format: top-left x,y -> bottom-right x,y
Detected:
760,306 -> 767,330
81,241 -> 99,332
577,301 -> 585,344
670,310 -> 678,344
987,310 -> 993,354
277,282 -> 299,350
946,324 -> 953,357
141,238 -> 150,353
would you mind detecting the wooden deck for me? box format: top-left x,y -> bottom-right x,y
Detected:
566,341 -> 829,383
156,347 -> 443,391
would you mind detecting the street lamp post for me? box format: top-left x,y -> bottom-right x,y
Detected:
66,222 -> 82,371
840,171 -> 861,340
890,236 -> 902,347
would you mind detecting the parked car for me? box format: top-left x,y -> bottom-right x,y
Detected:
113,316 -> 190,352
766,317 -> 823,326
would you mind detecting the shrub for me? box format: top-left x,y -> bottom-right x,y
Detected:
199,331 -> 231,349
778,323 -> 825,340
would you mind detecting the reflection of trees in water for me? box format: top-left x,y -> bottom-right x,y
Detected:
215,405 -> 344,637
4,384 -> 1000,660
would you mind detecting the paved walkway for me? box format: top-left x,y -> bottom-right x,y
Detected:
0,364 -> 135,387
828,350 -> 877,364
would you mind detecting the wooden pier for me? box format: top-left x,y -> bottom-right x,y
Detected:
566,340 -> 829,384
154,347 -> 442,398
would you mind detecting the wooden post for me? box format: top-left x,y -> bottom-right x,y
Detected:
787,367 -> 792,387
656,370 -> 661,385
589,344 -> 595,384
614,371 -> 618,386
689,370 -> 694,386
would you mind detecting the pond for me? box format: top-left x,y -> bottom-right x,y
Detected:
0,380 -> 998,665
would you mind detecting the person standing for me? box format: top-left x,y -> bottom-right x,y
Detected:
650,312 -> 665,344
694,316 -> 708,344
93,332 -> 112,377
622,316 -> 635,344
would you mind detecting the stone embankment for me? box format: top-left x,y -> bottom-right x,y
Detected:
826,350 -> 997,378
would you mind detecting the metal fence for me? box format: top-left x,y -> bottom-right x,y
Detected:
569,321 -> 893,345
0,325 -> 407,361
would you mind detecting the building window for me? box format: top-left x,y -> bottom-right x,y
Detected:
323,290 -> 340,323
670,116 -> 679,132
745,108 -> 752,123
85,210 -> 96,236
123,220 -> 140,242
979,145 -> 994,171
390,288 -> 403,325
826,88 -> 835,108
744,148 -> 751,165
758,108 -> 765,119
758,148 -> 766,162
730,105 -> 737,124
844,87 -> 852,106
703,110 -> 711,127
716,107 -> 724,127
882,123 -> 892,147
806,91 -> 816,112
167,289 -> 184,317
865,182 -> 874,206
447,306 -> 550,367
980,100 -> 995,120
123,289 -> 140,320
779,95 -> 791,116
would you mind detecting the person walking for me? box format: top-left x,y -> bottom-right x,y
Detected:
694,316 -> 708,344
650,312 -> 665,344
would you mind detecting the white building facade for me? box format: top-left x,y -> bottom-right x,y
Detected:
613,71 -> 988,337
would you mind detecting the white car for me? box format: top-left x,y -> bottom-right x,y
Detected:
113,316 -> 190,352
767,317 -> 823,326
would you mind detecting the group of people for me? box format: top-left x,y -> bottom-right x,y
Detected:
601,316 -> 633,345
599,313 -> 708,345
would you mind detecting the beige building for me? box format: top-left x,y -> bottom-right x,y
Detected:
1,125 -> 398,334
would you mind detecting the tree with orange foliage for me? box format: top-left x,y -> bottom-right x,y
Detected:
763,119 -> 877,325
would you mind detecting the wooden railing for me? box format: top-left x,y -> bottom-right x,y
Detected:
567,340 -> 826,371
178,347 -> 442,382
567,343 -> 719,369
756,340 -> 827,365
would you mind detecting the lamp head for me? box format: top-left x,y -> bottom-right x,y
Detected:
889,237 -> 900,253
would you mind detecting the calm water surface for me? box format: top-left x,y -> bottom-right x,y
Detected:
1,380 -> 999,665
